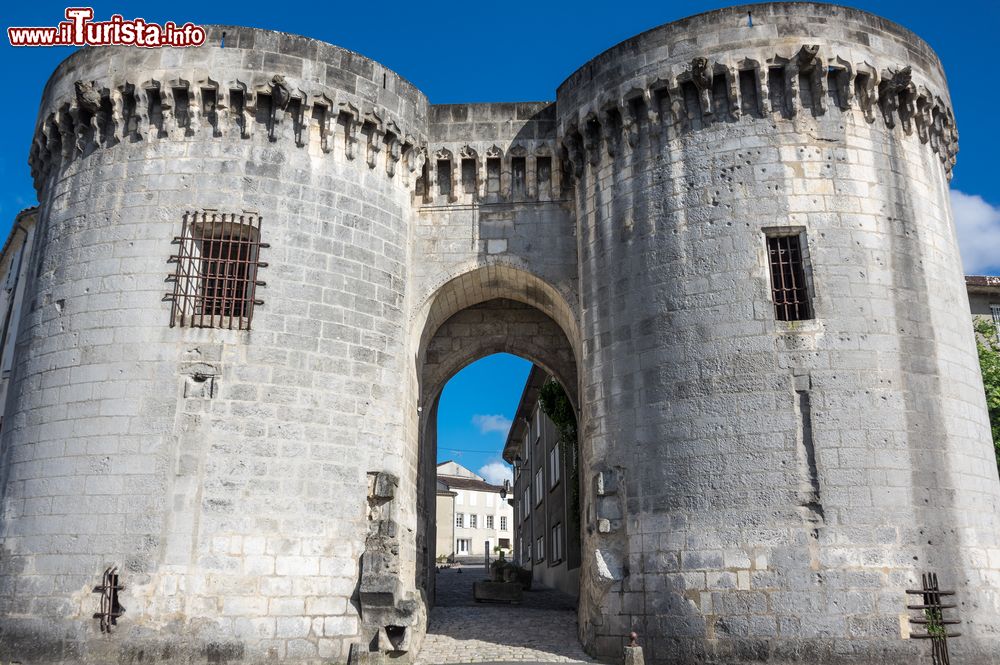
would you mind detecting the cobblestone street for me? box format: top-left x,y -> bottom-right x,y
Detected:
414,564 -> 599,664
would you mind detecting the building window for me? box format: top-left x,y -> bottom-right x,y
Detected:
457,538 -> 470,555
549,443 -> 561,489
522,487 -> 530,520
992,304 -> 1000,338
765,231 -> 812,321
456,513 -> 464,528
500,516 -> 508,531
469,514 -> 478,529
534,469 -> 543,506
486,515 -> 494,529
169,210 -> 267,330
526,542 -> 531,562
551,523 -> 563,563
535,535 -> 544,562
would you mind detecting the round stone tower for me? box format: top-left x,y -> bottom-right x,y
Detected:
3,26 -> 429,664
556,3 -> 996,664
0,4 -> 997,665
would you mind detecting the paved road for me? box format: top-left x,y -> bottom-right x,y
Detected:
414,564 -> 598,664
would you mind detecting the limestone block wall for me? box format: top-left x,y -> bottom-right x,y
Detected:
556,3 -> 996,663
1,4 -> 998,665
1,26 -> 427,663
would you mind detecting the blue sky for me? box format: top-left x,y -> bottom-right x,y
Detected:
437,354 -> 531,483
3,1 -> 999,475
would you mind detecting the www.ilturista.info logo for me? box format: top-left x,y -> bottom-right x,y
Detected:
8,8 -> 206,47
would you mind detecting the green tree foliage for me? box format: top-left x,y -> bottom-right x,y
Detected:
974,319 -> 1000,471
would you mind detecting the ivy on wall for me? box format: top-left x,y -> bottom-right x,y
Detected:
974,319 -> 1000,473
538,378 -> 580,531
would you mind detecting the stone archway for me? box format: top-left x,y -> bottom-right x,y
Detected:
409,265 -> 588,661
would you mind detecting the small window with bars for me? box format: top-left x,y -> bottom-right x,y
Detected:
168,211 -> 268,330
765,231 -> 813,321
991,304 -> 1000,339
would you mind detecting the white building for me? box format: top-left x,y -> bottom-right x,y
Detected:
436,461 -> 513,559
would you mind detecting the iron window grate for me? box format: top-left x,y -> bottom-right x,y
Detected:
167,211 -> 268,330
767,233 -> 812,321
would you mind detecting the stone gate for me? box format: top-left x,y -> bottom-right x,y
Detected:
1,3 -> 998,664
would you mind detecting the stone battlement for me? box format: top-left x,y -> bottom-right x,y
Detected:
3,4 -> 998,665
558,44 -> 958,177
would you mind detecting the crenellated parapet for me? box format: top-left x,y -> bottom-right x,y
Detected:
420,103 -> 570,206
28,71 -> 428,194
558,45 -> 959,179
415,138 -> 569,206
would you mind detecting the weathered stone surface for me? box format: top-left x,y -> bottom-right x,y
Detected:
1,3 -> 997,664
472,581 -> 523,603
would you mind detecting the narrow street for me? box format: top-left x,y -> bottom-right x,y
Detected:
415,564 -> 598,664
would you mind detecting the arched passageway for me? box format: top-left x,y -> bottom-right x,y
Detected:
409,266 -> 592,662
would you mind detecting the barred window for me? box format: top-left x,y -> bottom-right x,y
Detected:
766,232 -> 812,321
991,304 -> 1000,338
168,211 -> 267,329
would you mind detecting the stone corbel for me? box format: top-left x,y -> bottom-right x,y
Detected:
264,75 -> 291,141
791,46 -> 823,115
309,93 -> 333,152
384,121 -> 402,177
116,82 -> 138,142
855,63 -> 878,123
160,83 -> 182,140
599,100 -> 621,157
582,113 -> 601,166
402,136 -> 424,187
339,102 -> 360,161
646,82 -> 669,137
196,77 -> 220,137
406,140 -> 426,177
689,57 -> 713,116
943,107 -> 958,173
757,63 -> 772,115
915,87 -> 932,144
56,106 -> 75,160
67,99 -> 87,157
30,127 -> 48,174
288,89 -> 308,147
561,125 -> 585,178
667,77 -> 691,130
878,65 -> 911,130
70,81 -> 107,154
721,63 -> 740,118
362,108 -> 384,169
43,116 -> 61,161
621,89 -> 645,148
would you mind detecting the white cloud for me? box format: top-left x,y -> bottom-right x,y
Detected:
478,461 -> 513,485
951,190 -> 1000,274
472,414 -> 511,435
